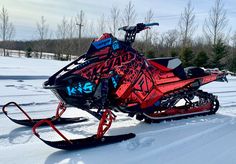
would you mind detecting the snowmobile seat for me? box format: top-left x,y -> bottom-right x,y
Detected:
148,57 -> 187,79
184,67 -> 208,78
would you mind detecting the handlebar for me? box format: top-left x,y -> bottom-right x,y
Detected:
118,22 -> 159,32
118,22 -> 159,44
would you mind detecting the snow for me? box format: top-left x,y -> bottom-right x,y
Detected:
1,56 -> 236,164
0,56 -> 70,76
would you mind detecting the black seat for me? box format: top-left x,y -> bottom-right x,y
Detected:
184,67 -> 208,78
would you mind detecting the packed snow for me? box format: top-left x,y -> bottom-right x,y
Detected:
0,56 -> 236,164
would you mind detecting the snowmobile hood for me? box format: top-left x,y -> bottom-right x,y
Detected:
43,33 -> 123,90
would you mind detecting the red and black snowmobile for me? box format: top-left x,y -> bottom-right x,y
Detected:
2,23 -> 227,150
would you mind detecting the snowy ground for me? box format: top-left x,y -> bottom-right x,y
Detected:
1,56 -> 236,164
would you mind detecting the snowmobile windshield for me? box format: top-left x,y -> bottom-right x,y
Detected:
86,33 -> 122,59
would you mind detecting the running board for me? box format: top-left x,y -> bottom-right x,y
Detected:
143,110 -> 214,123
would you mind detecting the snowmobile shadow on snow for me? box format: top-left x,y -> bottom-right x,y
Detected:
45,150 -> 83,164
0,126 -> 32,145
8,127 -> 33,144
4,122 -> 95,145
44,113 -> 236,164
109,113 -> 229,136
3,113 -> 224,146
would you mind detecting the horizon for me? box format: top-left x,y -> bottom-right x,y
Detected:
1,0 -> 236,41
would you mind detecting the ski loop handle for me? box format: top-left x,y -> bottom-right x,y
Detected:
32,119 -> 73,144
2,102 -> 33,122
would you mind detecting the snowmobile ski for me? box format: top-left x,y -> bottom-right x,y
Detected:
2,101 -> 88,126
32,111 -> 135,150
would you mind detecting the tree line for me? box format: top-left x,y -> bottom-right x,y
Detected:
0,0 -> 236,72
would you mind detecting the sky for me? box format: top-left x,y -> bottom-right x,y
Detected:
1,0 -> 236,40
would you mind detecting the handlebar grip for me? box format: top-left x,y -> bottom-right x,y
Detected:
118,26 -> 126,31
144,23 -> 159,27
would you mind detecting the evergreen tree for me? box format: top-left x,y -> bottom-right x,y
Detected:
194,51 -> 209,67
146,49 -> 155,58
230,59 -> 236,72
179,47 -> 194,67
25,47 -> 32,58
211,39 -> 228,69
170,50 -> 178,57
228,54 -> 236,72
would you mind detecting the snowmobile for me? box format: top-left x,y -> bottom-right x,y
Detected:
2,23 -> 227,150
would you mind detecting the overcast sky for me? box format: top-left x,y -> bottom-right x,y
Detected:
1,0 -> 236,40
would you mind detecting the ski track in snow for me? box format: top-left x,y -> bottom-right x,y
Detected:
0,56 -> 236,164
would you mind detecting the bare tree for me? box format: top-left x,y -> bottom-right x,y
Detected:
57,17 -> 69,39
231,32 -> 236,62
0,6 -> 15,56
55,17 -> 69,60
109,6 -> 120,37
75,10 -> 85,53
155,30 -> 179,56
36,16 -> 49,58
75,10 -> 84,40
68,18 -> 76,39
122,1 -> 136,26
178,0 -> 196,47
86,21 -> 96,37
192,36 -> 209,53
152,31 -> 161,48
232,32 -> 236,49
144,9 -> 154,43
140,9 -> 154,52
164,29 -> 179,48
67,17 -> 77,60
203,0 -> 228,45
97,14 -> 106,36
